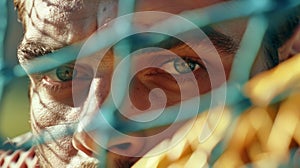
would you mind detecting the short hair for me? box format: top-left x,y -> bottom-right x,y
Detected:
263,5 -> 300,67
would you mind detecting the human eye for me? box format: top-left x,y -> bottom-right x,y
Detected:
36,63 -> 92,106
40,63 -> 93,92
45,64 -> 77,82
41,64 -> 78,92
129,53 -> 211,109
160,57 -> 204,75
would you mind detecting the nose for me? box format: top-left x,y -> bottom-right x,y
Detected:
71,49 -> 146,157
72,131 -> 145,157
107,132 -> 145,156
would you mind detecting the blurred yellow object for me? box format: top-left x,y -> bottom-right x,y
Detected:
244,54 -> 300,107
133,54 -> 300,168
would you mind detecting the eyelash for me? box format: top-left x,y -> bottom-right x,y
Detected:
39,64 -> 76,92
41,76 -> 72,92
160,56 -> 205,73
143,55 -> 206,84
40,54 -> 205,92
40,63 -> 94,92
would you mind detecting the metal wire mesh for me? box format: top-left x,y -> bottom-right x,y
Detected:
1,0 -> 300,167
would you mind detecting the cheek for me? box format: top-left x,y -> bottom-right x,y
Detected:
45,80 -> 91,107
30,88 -> 80,131
127,56 -> 233,115
128,70 -> 208,113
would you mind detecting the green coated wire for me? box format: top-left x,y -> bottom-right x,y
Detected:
0,0 -> 8,103
12,0 -> 300,78
229,15 -> 268,84
117,15 -> 268,146
96,1 -> 137,167
1,1 -> 300,167
0,0 -> 8,144
15,0 -> 298,144
79,5 -> 271,159
100,12 -> 270,133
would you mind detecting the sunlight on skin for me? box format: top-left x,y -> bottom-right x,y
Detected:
10,0 -> 300,167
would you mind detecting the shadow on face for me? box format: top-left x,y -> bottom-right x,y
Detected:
15,0 -> 288,167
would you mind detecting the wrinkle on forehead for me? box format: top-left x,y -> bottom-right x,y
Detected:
19,0 -> 117,45
136,0 -> 228,13
27,0 -> 99,44
32,0 -> 100,23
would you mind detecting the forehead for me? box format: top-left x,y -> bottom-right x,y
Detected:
136,0 -> 228,12
28,0 -> 228,22
21,0 -> 229,42
18,0 -> 238,66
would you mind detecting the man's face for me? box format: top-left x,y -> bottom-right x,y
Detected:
15,0 -> 263,167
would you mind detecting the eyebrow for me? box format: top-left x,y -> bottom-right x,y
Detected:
17,41 -> 54,64
127,26 -> 239,55
203,26 -> 239,55
18,26 -> 238,65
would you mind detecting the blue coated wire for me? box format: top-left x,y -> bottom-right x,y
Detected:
1,2 -> 300,167
106,13 -> 270,133
0,0 -> 8,143
229,15 -> 269,83
0,0 -> 8,105
15,0 -> 298,145
96,1 -> 136,167
12,0 -> 300,78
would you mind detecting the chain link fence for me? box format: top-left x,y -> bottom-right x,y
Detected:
1,0 -> 300,167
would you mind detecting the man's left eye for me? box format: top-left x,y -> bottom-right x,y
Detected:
160,57 -> 202,75
56,66 -> 77,81
45,65 -> 77,82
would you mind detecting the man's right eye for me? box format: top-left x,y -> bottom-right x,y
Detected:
160,57 -> 203,75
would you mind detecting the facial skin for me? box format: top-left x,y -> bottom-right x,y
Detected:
13,0 -> 299,167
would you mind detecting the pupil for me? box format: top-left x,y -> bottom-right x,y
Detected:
174,58 -> 195,73
56,66 -> 75,81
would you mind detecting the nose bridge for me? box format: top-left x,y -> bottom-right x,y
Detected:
72,51 -> 146,158
95,50 -> 115,78
83,50 -> 115,110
